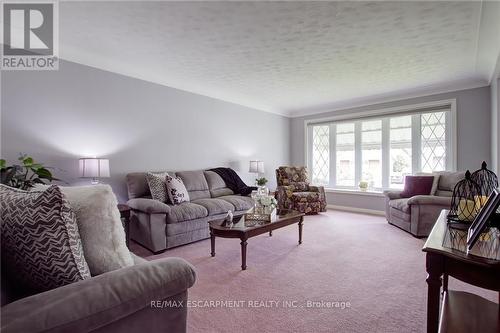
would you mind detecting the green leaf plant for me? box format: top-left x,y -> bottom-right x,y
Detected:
0,154 -> 61,190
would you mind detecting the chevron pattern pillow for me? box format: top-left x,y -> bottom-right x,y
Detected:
0,184 -> 91,293
146,172 -> 169,202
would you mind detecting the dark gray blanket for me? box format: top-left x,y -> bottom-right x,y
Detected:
208,167 -> 256,196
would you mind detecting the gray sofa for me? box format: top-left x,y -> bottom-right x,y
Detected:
1,254 -> 196,333
126,170 -> 254,253
384,171 -> 465,237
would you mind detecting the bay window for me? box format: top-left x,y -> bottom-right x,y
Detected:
307,101 -> 455,191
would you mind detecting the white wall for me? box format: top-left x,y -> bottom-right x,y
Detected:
492,78 -> 499,175
1,60 -> 290,202
291,86 -> 492,211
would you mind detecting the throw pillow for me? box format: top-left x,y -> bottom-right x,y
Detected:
0,185 -> 91,293
400,176 -> 435,198
165,174 -> 190,204
59,185 -> 134,275
146,172 -> 169,202
416,172 -> 441,195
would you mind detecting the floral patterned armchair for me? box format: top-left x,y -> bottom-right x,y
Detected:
275,166 -> 327,215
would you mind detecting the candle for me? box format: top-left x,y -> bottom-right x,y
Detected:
457,199 -> 477,221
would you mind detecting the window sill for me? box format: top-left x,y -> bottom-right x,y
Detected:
324,188 -> 385,197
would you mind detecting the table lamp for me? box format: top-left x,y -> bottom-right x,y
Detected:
249,160 -> 264,183
79,158 -> 110,184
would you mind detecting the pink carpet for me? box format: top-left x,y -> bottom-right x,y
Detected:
130,210 -> 497,333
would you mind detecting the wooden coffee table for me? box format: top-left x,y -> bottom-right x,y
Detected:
208,209 -> 305,270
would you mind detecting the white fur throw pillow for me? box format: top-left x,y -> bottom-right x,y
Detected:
56,185 -> 134,275
166,174 -> 190,204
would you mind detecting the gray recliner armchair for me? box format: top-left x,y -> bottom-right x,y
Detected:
384,171 -> 464,237
1,255 -> 196,333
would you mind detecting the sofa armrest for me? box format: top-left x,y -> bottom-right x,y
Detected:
309,185 -> 325,193
407,195 -> 452,206
1,257 -> 196,333
383,190 -> 404,200
276,185 -> 294,210
127,198 -> 171,214
309,185 -> 326,200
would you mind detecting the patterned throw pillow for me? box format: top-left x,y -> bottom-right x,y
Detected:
165,174 -> 190,204
0,185 -> 91,293
146,172 -> 169,202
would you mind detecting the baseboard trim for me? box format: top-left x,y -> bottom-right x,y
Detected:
327,204 -> 385,216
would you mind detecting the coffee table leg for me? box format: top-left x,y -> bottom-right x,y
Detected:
210,230 -> 215,257
240,237 -> 248,270
298,217 -> 303,244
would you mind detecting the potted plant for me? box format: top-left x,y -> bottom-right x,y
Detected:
0,154 -> 60,190
358,181 -> 368,192
256,177 -> 269,195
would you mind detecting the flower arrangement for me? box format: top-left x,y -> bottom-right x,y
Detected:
256,195 -> 277,208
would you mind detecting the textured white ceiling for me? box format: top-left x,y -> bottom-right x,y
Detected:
59,1 -> 500,116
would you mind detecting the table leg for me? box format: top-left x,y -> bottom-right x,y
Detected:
298,217 -> 303,244
426,253 -> 443,333
210,230 -> 215,257
240,237 -> 248,270
125,219 -> 130,248
269,230 -> 273,237
442,274 -> 448,295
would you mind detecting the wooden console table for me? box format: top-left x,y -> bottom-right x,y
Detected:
422,210 -> 500,333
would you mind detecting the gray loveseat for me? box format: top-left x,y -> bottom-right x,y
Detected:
384,171 -> 465,237
126,170 -> 254,253
1,254 -> 196,333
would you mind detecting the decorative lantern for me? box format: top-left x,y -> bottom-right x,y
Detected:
471,161 -> 499,197
447,170 -> 482,223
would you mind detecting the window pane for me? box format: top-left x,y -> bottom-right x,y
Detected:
390,116 -> 412,189
421,112 -> 446,172
361,120 -> 382,188
336,123 -> 355,186
311,125 -> 329,185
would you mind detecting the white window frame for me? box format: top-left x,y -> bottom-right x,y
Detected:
305,99 -> 457,191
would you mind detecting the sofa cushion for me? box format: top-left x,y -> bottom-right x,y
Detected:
145,172 -> 169,203
167,202 -> 208,223
0,185 -> 91,294
291,191 -> 321,203
126,173 -> 150,199
192,198 -> 235,215
204,171 -> 234,197
176,171 -> 211,200
435,190 -> 453,197
166,174 -> 190,204
388,198 -> 411,213
292,182 -> 310,192
437,171 -> 465,191
219,195 -> 254,211
276,166 -> 309,186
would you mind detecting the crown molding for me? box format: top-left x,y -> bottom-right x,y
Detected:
286,78 -> 488,118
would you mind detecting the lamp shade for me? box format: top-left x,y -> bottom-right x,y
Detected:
249,160 -> 264,173
79,158 -> 110,178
